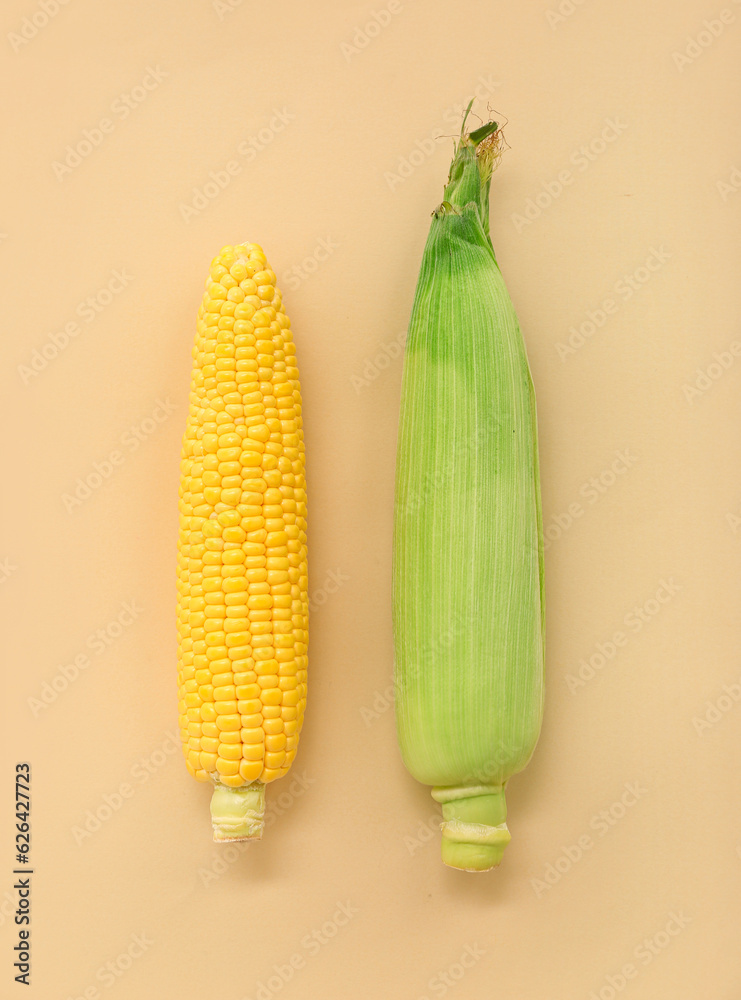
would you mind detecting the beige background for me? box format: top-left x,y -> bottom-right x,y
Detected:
2,0 -> 740,996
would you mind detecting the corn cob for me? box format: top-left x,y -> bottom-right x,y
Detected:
177,244 -> 308,842
393,108 -> 545,871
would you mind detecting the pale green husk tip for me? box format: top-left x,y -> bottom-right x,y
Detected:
210,782 -> 265,842
433,785 -> 511,871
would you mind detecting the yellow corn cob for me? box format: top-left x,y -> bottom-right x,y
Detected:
177,243 -> 308,842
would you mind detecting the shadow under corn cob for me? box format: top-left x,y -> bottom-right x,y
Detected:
392,108 -> 545,872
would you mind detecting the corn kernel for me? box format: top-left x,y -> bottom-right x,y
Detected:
260,688 -> 282,706
239,760 -> 262,781
236,686 -> 260,702
265,733 -> 287,753
215,714 -> 240,731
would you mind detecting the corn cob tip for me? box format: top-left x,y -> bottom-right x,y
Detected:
432,785 -> 511,872
210,782 -> 265,842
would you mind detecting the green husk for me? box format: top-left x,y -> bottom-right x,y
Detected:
392,105 -> 545,872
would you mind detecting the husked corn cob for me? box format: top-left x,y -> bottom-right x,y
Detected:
177,243 -> 308,841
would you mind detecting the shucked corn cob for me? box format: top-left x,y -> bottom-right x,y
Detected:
393,108 -> 545,871
177,244 -> 308,841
